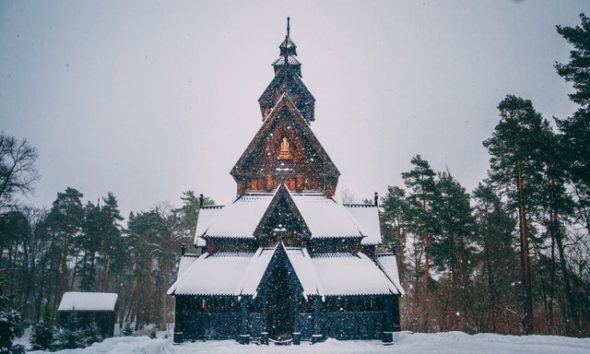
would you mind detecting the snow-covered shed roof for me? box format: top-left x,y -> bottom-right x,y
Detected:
312,253 -> 400,296
202,195 -> 273,238
57,292 -> 118,312
167,252 -> 254,296
345,205 -> 382,245
375,254 -> 405,295
291,195 -> 364,238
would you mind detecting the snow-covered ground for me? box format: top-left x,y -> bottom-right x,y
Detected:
15,331 -> 590,354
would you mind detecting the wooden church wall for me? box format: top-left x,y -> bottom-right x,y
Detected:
174,295 -> 240,342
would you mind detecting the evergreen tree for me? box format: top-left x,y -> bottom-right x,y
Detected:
472,182 -> 518,333
30,308 -> 55,351
483,95 -> 551,333
78,201 -> 101,291
44,188 -> 85,306
0,288 -> 20,354
401,155 -> 436,299
96,193 -> 124,292
431,172 -> 475,286
555,13 -> 590,108
0,211 -> 31,299
555,13 -> 590,235
381,186 -> 409,277
429,172 -> 476,331
54,313 -> 84,350
122,323 -> 133,336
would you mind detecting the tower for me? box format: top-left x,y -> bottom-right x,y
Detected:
232,18 -> 339,197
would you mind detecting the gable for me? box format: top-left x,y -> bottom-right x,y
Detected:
231,94 -> 339,194
254,184 -> 311,244
254,244 -> 305,298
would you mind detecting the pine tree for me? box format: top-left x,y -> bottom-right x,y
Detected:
381,186 -> 409,277
54,313 -> 84,350
122,323 -> 133,336
44,188 -> 84,306
555,13 -> 590,235
483,95 -> 551,333
0,286 -> 21,354
97,193 -> 124,292
401,155 -> 436,300
30,308 -> 55,350
473,182 -> 518,333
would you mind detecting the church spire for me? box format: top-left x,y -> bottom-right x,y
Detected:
279,17 -> 297,57
273,17 -> 301,77
259,18 -> 315,123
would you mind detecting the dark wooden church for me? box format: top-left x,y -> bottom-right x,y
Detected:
168,19 -> 403,344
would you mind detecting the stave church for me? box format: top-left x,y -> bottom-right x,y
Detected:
167,19 -> 403,344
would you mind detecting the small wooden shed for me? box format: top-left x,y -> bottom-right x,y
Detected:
57,291 -> 118,337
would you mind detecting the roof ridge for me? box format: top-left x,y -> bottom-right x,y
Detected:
343,203 -> 377,208
201,205 -> 224,209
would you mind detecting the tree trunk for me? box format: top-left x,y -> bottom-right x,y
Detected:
555,227 -> 575,335
516,166 -> 533,334
394,222 -> 404,279
424,231 -> 431,298
101,254 -> 110,292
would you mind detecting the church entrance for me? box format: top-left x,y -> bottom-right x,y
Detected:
266,261 -> 295,341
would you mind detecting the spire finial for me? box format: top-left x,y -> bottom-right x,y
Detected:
287,17 -> 290,38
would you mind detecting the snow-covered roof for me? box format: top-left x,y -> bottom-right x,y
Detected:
177,255 -> 199,277
169,246 -> 399,298
199,191 -> 364,240
285,248 -> 323,297
167,252 -> 254,296
194,206 -> 224,244
291,195 -> 364,238
272,55 -> 301,66
236,247 -> 276,296
57,292 -> 118,312
375,254 -> 405,295
345,205 -> 382,245
202,195 -> 273,238
312,253 -> 399,296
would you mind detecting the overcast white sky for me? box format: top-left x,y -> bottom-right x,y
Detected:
1,0 -> 588,216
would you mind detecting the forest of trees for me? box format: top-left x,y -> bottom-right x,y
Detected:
381,14 -> 590,336
0,128 -> 215,344
0,12 -> 588,349
0,178 -> 213,331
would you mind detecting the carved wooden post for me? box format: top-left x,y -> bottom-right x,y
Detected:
261,295 -> 269,345
238,297 -> 250,344
311,296 -> 323,343
382,296 -> 393,343
293,296 -> 301,345
393,295 -> 401,332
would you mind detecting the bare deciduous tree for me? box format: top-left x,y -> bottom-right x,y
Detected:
0,133 -> 39,210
